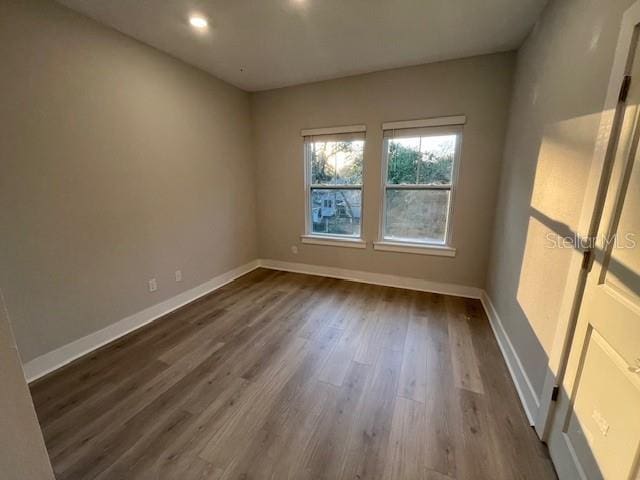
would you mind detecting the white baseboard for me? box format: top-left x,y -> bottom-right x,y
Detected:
23,258 -> 480,383
23,260 -> 260,383
479,291 -> 540,425
23,256 -> 539,432
258,259 -> 483,299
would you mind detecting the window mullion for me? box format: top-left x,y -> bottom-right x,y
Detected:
384,184 -> 451,190
311,185 -> 362,190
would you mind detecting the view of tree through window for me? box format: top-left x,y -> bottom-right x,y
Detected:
387,136 -> 454,185
308,138 -> 363,237
383,133 -> 458,244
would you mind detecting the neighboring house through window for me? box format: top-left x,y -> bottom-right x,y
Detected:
301,125 -> 366,247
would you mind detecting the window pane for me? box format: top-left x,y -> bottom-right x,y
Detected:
387,137 -> 419,184
336,140 -> 363,185
384,189 -> 450,243
311,189 -> 361,236
387,135 -> 456,185
311,140 -> 363,185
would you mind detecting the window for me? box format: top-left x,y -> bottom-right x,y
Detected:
302,126 -> 366,245
377,116 -> 463,253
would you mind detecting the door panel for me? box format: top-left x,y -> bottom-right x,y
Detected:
604,147 -> 640,301
565,330 -> 640,480
548,19 -> 640,480
585,282 -> 640,369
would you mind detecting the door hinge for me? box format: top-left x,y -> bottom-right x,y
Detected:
581,249 -> 594,272
551,385 -> 560,402
619,75 -> 632,102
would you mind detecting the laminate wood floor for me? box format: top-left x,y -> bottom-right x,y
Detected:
30,268 -> 557,480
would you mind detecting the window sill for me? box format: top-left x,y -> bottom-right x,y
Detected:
373,241 -> 456,257
300,235 -> 367,249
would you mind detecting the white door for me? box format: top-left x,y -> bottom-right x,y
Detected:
547,22 -> 640,480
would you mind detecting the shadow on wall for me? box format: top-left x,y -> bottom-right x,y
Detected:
486,0 -> 638,406
488,108 -> 608,394
491,101 -> 639,476
518,113 -> 606,367
531,203 -> 640,476
530,208 -> 640,292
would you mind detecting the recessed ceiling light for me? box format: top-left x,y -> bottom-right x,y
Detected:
189,16 -> 208,29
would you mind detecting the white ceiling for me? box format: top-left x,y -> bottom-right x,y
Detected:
57,0 -> 547,92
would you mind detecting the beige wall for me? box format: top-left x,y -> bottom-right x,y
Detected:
486,0 -> 635,399
5,0 -> 627,411
0,289 -> 55,479
252,53 -> 515,288
0,0 -> 257,362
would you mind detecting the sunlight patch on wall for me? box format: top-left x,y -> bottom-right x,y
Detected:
516,113 -> 604,357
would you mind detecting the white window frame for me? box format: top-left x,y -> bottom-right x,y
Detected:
301,125 -> 367,248
374,116 -> 465,256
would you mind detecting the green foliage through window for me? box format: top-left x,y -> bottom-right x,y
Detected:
383,133 -> 458,244
387,135 -> 454,185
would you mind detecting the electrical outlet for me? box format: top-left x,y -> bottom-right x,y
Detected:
291,245 -> 298,254
148,278 -> 157,292
175,270 -> 182,282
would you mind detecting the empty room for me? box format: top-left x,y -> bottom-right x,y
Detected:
1,0 -> 639,479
